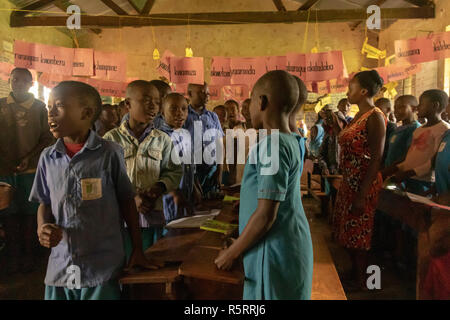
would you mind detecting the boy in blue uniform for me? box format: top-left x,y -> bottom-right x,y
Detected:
29,81 -> 156,300
0,68 -> 54,273
184,83 -> 224,198
156,93 -> 199,222
215,70 -> 313,300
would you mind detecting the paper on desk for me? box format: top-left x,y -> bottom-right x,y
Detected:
406,192 -> 450,211
165,209 -> 221,229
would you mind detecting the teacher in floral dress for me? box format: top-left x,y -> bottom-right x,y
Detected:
333,70 -> 387,290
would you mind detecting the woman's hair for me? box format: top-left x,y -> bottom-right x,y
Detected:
354,70 -> 384,98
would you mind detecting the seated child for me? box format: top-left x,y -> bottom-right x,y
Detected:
95,104 -> 119,137
0,67 -> 54,274
29,81 -> 155,300
103,80 -> 182,258
387,90 -> 450,194
215,70 -> 313,300
156,93 -> 200,222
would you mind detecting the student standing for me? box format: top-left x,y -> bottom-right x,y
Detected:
215,70 -> 313,300
29,81 -> 155,300
104,81 -> 182,258
0,68 -> 54,273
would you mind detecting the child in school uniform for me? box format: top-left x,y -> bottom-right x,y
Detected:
94,104 -> 119,137
184,83 -> 225,198
385,90 -> 450,193
103,81 -> 182,259
0,68 -> 54,273
148,80 -> 172,129
29,81 -> 155,300
156,93 -> 200,222
215,70 -> 313,300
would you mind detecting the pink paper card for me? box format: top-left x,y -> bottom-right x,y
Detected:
14,40 -> 74,76
230,57 -> 265,88
72,48 -> 94,76
94,51 -> 127,82
210,57 -> 231,86
222,84 -> 250,102
329,78 -> 349,93
264,56 -> 287,72
170,57 -> 204,85
394,37 -> 433,65
208,84 -> 222,100
286,53 -> 307,80
431,31 -> 450,60
305,51 -> 344,82
157,50 -> 175,81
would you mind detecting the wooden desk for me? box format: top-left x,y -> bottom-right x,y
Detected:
377,189 -> 450,299
120,200 -> 347,300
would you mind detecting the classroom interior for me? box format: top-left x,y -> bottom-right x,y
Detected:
0,0 -> 449,301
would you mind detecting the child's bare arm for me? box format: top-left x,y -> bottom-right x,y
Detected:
215,199 -> 279,270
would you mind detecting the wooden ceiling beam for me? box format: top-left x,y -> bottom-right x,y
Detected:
272,0 -> 287,12
11,0 -> 56,18
141,0 -> 156,15
100,0 -> 128,15
126,0 -> 141,14
297,0 -> 320,11
10,7 -> 435,28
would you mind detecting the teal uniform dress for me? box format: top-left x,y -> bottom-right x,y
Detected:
239,132 -> 313,300
435,130 -> 450,195
384,121 -> 421,167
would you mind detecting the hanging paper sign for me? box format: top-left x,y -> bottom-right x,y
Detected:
329,78 -> 349,93
313,81 -> 330,95
264,56 -> 287,72
157,50 -> 174,80
394,36 -> 433,65
305,82 -> 313,92
210,57 -> 231,86
305,51 -> 344,82
431,31 -> 450,60
376,64 -> 422,83
94,51 -> 127,82
86,78 -> 127,98
14,40 -> 74,75
170,57 -> 204,85
361,37 -> 386,60
72,48 -> 94,76
0,61 -> 14,81
385,54 -> 396,66
38,73 -> 65,88
208,85 -> 221,101
230,57 -> 265,88
222,84 -> 250,102
286,53 -> 307,80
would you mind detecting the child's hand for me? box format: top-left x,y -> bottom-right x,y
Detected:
15,156 -> 30,173
125,249 -> 163,273
214,247 -> 238,271
147,184 -> 165,200
135,194 -> 154,214
38,223 -> 63,248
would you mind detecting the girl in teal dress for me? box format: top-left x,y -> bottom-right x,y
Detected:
214,71 -> 313,300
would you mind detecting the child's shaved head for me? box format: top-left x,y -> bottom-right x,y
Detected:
53,81 -> 102,122
396,95 -> 418,107
253,70 -> 299,114
126,80 -> 151,98
149,80 -> 172,99
163,92 -> 187,109
10,67 -> 33,81
421,90 -> 449,113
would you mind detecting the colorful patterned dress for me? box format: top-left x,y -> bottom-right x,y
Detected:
333,107 -> 386,251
